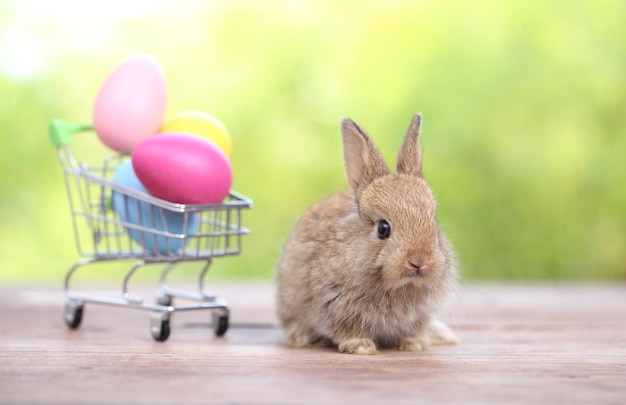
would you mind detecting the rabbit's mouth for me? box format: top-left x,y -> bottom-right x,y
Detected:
406,265 -> 428,278
383,267 -> 431,290
406,272 -> 430,289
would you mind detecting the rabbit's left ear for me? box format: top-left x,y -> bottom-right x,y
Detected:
396,114 -> 423,178
341,118 -> 390,195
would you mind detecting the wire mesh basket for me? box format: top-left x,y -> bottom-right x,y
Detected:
49,120 -> 252,341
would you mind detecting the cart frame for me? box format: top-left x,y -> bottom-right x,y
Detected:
49,120 -> 252,341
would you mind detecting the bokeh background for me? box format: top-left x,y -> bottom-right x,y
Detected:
1,0 -> 624,283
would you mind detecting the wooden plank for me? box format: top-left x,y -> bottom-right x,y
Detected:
0,283 -> 624,404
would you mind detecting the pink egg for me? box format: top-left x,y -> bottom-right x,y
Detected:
93,54 -> 167,154
131,133 -> 233,204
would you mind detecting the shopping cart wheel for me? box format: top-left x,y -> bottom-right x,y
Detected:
212,308 -> 229,337
150,311 -> 171,342
64,298 -> 84,329
153,320 -> 170,342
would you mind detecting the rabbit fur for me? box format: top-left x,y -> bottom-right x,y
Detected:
276,115 -> 459,355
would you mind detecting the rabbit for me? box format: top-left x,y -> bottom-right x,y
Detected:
276,114 -> 459,355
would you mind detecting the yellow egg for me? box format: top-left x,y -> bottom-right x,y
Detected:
159,110 -> 232,157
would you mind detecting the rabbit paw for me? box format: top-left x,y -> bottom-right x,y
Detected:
338,338 -> 379,355
397,338 -> 427,352
426,319 -> 460,346
396,320 -> 460,351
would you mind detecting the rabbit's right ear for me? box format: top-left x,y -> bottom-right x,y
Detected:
341,118 -> 390,194
396,114 -> 423,178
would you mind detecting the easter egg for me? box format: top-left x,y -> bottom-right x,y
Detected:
93,54 -> 167,154
159,110 -> 232,157
112,160 -> 200,255
132,133 -> 232,204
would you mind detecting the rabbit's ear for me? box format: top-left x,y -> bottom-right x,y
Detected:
396,114 -> 423,178
341,118 -> 390,193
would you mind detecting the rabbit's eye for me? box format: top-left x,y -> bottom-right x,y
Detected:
377,220 -> 391,240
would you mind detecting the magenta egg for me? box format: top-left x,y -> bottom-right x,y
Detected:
131,133 -> 233,204
93,54 -> 167,154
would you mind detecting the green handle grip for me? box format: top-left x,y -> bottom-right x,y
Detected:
48,120 -> 93,148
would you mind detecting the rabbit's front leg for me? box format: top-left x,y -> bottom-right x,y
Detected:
331,318 -> 379,354
337,337 -> 379,355
396,336 -> 428,351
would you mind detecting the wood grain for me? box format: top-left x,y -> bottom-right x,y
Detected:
0,283 -> 624,404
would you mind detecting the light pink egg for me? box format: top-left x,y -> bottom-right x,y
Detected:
131,133 -> 233,204
93,54 -> 167,154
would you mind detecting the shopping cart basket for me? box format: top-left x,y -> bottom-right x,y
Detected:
49,120 -> 252,341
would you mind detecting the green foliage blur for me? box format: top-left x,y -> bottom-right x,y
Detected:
1,0 -> 624,283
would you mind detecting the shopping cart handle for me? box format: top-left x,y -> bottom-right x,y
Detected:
49,120 -> 93,148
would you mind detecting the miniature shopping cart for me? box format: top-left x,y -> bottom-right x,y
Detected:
49,120 -> 252,341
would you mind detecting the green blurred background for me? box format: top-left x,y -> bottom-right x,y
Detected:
0,0 -> 624,283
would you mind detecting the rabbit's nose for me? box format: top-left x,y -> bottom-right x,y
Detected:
406,260 -> 427,278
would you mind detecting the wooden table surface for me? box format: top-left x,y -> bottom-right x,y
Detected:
1,282 -> 624,404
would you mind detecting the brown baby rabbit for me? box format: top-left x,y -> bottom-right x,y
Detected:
276,115 -> 459,355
